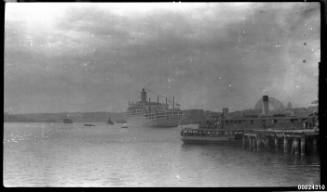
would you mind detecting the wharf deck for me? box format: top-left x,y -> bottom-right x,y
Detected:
244,129 -> 319,137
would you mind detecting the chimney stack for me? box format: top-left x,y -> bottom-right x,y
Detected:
262,95 -> 269,115
141,88 -> 147,102
222,107 -> 229,117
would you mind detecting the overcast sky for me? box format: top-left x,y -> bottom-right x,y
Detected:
5,2 -> 320,114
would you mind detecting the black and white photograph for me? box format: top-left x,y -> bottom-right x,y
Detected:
4,2 -> 321,187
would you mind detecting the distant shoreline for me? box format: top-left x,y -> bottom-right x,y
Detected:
4,106 -> 316,123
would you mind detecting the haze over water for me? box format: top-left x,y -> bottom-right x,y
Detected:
4,123 -> 320,187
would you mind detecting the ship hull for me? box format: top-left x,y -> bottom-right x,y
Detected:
181,135 -> 236,144
127,114 -> 180,128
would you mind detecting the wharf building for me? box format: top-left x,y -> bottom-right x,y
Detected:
198,95 -> 318,155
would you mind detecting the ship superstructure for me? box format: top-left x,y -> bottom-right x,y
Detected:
127,89 -> 183,127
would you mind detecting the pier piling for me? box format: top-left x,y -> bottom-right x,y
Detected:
242,129 -> 317,156
253,137 -> 256,151
292,138 -> 299,155
300,137 -> 306,156
283,137 -> 288,153
313,138 -> 317,153
274,137 -> 278,152
242,136 -> 246,149
251,137 -> 255,151
256,137 -> 260,152
264,137 -> 269,150
249,137 -> 253,151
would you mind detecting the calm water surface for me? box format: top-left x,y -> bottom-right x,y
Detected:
4,122 -> 320,187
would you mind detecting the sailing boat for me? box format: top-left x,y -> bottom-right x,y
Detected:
107,116 -> 114,125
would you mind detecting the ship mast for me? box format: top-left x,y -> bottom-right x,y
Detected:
173,96 -> 175,112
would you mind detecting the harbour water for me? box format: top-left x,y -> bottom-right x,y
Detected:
4,122 -> 320,187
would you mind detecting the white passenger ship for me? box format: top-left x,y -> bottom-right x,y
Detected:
127,89 -> 183,127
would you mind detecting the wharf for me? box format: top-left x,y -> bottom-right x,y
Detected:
242,129 -> 319,156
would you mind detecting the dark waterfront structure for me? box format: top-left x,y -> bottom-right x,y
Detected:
243,129 -> 318,156
181,95 -> 318,156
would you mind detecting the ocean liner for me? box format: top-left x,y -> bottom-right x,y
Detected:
127,89 -> 183,127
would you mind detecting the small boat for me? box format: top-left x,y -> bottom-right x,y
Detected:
63,118 -> 73,124
116,119 -> 127,124
84,124 -> 96,127
107,117 -> 114,125
121,123 -> 128,128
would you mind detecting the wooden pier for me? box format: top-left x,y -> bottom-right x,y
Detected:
242,129 -> 319,155
184,97 -> 318,156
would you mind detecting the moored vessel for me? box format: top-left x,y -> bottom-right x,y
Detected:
107,116 -> 114,125
181,127 -> 236,143
127,89 -> 183,127
121,123 -> 128,128
63,118 -> 73,124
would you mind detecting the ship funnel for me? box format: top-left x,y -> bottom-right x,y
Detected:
262,95 -> 269,115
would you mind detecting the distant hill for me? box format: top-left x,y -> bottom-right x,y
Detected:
4,106 -> 316,123
4,113 -> 37,122
4,110 -> 218,124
